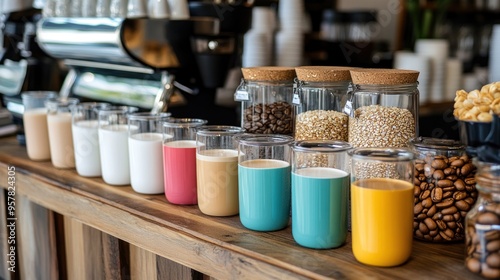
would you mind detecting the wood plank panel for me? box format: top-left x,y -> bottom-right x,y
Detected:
17,195 -> 58,280
64,217 -> 127,280
130,245 -> 157,280
64,217 -> 104,280
156,255 -> 195,280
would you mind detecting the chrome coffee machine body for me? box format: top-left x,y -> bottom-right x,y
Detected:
35,1 -> 253,125
0,6 -> 62,142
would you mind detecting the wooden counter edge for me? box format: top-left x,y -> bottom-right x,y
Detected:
0,162 -> 325,280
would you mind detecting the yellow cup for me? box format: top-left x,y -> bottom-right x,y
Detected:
349,148 -> 415,267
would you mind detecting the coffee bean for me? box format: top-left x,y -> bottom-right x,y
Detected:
420,190 -> 431,200
431,159 -> 447,169
466,257 -> 481,273
487,253 -> 500,268
451,159 -> 465,167
436,198 -> 454,208
243,102 -> 293,135
478,212 -> 500,225
442,206 -> 458,215
424,217 -> 437,230
431,188 -> 443,202
456,200 -> 470,211
437,179 -> 453,188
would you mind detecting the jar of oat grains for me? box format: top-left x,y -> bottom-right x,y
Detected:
345,68 -> 419,148
235,67 -> 296,135
293,66 -> 352,141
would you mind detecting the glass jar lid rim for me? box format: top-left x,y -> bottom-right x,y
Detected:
348,148 -> 414,161
197,125 -> 244,136
237,134 -> 294,146
21,91 -> 58,99
410,137 -> 464,150
128,112 -> 171,120
292,140 -> 352,152
45,97 -> 80,106
162,118 -> 208,127
97,106 -> 139,114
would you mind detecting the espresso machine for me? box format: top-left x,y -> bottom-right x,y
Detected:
34,1 -> 253,125
0,5 -> 63,142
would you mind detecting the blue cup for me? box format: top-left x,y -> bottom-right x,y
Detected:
237,134 -> 293,231
291,140 -> 351,249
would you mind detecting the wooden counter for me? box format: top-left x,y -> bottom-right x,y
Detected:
0,136 -> 482,280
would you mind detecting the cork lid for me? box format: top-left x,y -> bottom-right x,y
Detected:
295,66 -> 354,82
241,67 -> 296,82
350,68 -> 419,85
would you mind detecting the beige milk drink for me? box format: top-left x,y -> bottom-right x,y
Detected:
195,126 -> 243,216
23,108 -> 51,160
22,91 -> 57,161
46,97 -> 79,168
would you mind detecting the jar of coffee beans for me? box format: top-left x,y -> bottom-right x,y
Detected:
465,163 -> 500,279
410,137 -> 477,243
293,66 -> 351,142
235,67 -> 296,135
345,69 -> 419,148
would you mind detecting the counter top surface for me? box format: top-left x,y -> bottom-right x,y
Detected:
0,136 -> 481,279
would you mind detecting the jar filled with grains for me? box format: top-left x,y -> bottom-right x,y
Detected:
465,163 -> 500,279
235,67 -> 296,135
410,137 -> 477,243
345,69 -> 419,148
293,66 -> 351,142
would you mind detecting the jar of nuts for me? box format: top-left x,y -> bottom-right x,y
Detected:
293,66 -> 351,142
345,69 -> 419,148
410,137 -> 478,243
465,163 -> 500,279
235,67 -> 296,135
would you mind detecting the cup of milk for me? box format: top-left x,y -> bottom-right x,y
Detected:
98,106 -> 139,185
128,112 -> 171,194
71,102 -> 110,177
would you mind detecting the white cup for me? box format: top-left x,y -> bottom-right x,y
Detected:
127,0 -> 146,18
148,0 -> 170,19
54,0 -> 70,17
96,0 -> 110,17
70,0 -> 82,17
81,0 -> 97,17
110,0 -> 128,17
167,0 -> 189,19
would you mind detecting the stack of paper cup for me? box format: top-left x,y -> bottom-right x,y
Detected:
415,39 -> 449,103
275,31 -> 303,67
275,0 -> 304,67
394,51 -> 431,105
488,24 -> 500,83
242,6 -> 276,67
446,58 -> 463,102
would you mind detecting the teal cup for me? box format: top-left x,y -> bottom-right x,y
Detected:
237,134 -> 293,231
291,140 -> 351,249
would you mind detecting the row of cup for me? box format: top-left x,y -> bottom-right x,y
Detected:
22,92 -> 415,267
234,136 -> 415,267
43,0 -> 188,19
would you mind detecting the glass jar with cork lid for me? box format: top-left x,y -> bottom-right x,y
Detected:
235,67 -> 296,135
345,68 -> 419,148
465,163 -> 500,279
293,66 -> 352,142
410,137 -> 477,243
